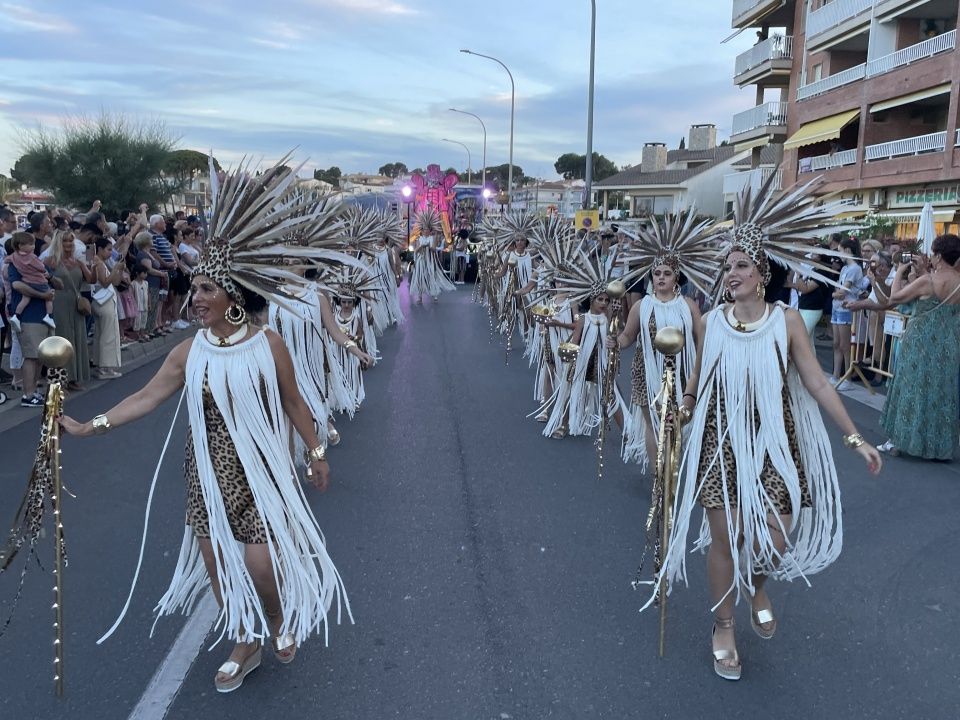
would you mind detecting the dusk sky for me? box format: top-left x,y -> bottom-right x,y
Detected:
1,1 -> 760,180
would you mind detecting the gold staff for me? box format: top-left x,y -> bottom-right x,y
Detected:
502,255 -> 519,363
596,279 -> 626,482
649,327 -> 686,657
39,336 -> 75,696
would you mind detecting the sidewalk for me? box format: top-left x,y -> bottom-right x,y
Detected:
0,326 -> 195,433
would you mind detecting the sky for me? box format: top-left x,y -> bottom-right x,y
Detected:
0,0 -> 759,181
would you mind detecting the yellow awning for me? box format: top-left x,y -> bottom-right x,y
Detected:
734,136 -> 770,153
783,109 -> 860,150
833,209 -> 867,220
869,83 -> 951,113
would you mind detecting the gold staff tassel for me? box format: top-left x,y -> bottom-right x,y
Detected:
596,280 -> 626,482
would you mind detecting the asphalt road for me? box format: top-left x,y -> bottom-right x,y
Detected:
1,284 -> 958,720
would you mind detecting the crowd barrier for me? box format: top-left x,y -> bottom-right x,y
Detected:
837,307 -> 908,393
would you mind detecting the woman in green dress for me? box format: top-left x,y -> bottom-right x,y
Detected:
44,229 -> 93,389
879,234 -> 960,459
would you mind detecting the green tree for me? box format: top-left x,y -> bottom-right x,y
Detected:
313,166 -> 342,187
483,164 -> 525,191
14,114 -> 181,214
163,149 -> 221,188
553,152 -> 618,181
378,162 -> 408,178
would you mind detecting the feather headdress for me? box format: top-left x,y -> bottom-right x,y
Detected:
414,208 -> 442,237
621,208 -> 723,296
329,263 -> 382,303
193,153 -> 362,308
494,210 -> 539,253
550,243 -> 642,307
337,205 -> 383,256
530,215 -> 577,282
375,209 -> 407,249
721,170 -> 861,290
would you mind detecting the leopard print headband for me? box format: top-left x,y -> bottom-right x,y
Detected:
192,239 -> 244,303
730,222 -> 771,285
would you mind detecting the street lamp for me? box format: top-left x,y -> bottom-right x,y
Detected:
584,0 -> 597,211
460,49 -> 515,210
401,185 -> 413,249
449,108 -> 487,193
441,138 -> 472,185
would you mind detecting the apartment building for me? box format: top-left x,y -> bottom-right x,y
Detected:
728,0 -> 960,236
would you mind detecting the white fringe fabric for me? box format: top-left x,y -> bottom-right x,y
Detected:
642,303 -> 842,612
331,305 -> 376,411
374,248 -> 404,326
622,294 -> 695,471
543,312 -> 626,437
530,299 -> 572,403
410,238 -> 455,297
158,331 -> 351,646
267,290 -> 330,457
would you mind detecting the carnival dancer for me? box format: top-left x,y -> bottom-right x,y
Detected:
372,209 -> 405,327
409,209 -> 455,303
643,175 -> 882,681
60,158 -> 362,693
327,267 -> 380,412
614,210 -> 718,471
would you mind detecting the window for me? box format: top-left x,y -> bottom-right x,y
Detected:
812,63 -> 823,83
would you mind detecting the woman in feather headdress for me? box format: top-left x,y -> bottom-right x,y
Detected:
644,174 -> 882,682
327,266 -> 381,412
60,157 -> 359,693
494,211 -> 539,345
409,208 -> 456,303
614,210 -> 718,471
372,209 -> 405,327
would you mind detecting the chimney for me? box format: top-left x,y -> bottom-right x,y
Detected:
688,124 -> 717,151
641,142 -> 667,173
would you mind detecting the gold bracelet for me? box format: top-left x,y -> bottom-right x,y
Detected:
91,414 -> 111,434
343,340 -> 357,350
842,432 -> 864,449
305,445 -> 326,463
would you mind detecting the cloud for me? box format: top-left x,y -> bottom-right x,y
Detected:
0,3 -> 78,33
307,0 -> 419,15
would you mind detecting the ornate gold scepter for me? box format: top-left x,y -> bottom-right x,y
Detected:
0,336 -> 74,696
596,279 -> 626,482
501,255 -> 519,364
646,327 -> 687,658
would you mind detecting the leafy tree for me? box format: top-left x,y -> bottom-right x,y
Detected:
313,166 -> 342,187
378,162 -> 408,178
553,152 -> 618,181
163,149 -> 221,188
482,164 -> 525,191
409,167 -> 425,176
14,114 -> 181,214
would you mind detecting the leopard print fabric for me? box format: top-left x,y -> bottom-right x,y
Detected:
184,379 -> 268,544
696,382 -> 812,515
630,312 -> 663,407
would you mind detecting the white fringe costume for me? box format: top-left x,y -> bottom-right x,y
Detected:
374,246 -> 404,326
622,294 -> 696,471
329,304 -> 377,411
410,235 -> 455,299
543,311 -> 627,438
644,303 -> 842,610
160,331 -> 350,645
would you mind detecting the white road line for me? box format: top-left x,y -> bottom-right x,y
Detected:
128,590 -> 218,720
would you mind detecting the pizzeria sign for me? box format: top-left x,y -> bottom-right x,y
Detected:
890,184 -> 960,209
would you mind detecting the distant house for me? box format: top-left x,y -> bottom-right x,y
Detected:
511,180 -> 584,217
594,124 -> 754,218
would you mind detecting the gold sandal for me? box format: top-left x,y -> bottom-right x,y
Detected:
266,609 -> 297,664
711,617 -> 741,681
214,643 -> 261,693
751,606 -> 777,640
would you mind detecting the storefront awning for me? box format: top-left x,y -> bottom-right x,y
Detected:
783,109 -> 860,150
869,83 -> 951,114
874,208 -> 958,222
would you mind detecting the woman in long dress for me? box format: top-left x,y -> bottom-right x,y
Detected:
409,209 -> 455,303
647,177 -> 882,682
878,234 -> 960,459
44,229 -> 92,389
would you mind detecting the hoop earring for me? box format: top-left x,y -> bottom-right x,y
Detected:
225,303 -> 247,326
673,284 -> 681,298
724,287 -> 734,303
756,282 -> 765,300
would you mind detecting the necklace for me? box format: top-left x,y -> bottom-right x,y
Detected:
206,324 -> 249,347
725,303 -> 769,333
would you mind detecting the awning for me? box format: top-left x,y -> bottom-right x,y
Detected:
869,83 -> 951,113
833,209 -> 868,220
874,208 -> 958,222
734,136 -> 770,153
783,109 -> 860,150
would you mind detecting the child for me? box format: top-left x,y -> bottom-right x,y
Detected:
131,264 -> 150,341
9,231 -> 56,332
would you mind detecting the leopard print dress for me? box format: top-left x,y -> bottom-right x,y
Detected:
630,312 -> 661,408
184,379 -> 268,544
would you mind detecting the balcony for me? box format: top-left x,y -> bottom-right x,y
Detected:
866,30 -> 957,77
731,101 -> 789,139
723,167 -> 783,195
865,131 -> 947,161
732,0 -> 789,28
799,149 -> 858,173
806,0 -> 872,49
797,63 -> 866,100
734,35 -> 794,86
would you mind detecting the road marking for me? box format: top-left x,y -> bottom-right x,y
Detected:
823,371 -> 886,412
128,590 -> 218,720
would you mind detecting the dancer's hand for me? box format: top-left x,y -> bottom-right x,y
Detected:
358,352 -> 374,369
58,415 -> 92,437
306,459 -> 330,491
605,336 -> 618,350
855,443 -> 882,475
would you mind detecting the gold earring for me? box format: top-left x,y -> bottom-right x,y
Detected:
673,284 -> 681,298
724,287 -> 733,303
756,282 -> 765,300
225,303 -> 247,326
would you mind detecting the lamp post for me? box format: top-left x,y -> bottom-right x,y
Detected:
441,138 -> 472,185
584,0 -> 597,210
449,108 -> 487,193
401,185 -> 413,249
460,49 -> 515,210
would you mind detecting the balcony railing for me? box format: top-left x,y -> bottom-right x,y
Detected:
865,131 -> 947,161
800,149 -> 858,173
723,167 -> 783,195
797,63 -> 866,100
735,35 -> 794,76
866,30 -> 957,77
806,0 -> 873,40
955,128 -> 960,147
732,101 -> 788,136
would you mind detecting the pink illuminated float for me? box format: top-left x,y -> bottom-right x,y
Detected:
409,164 -> 458,246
